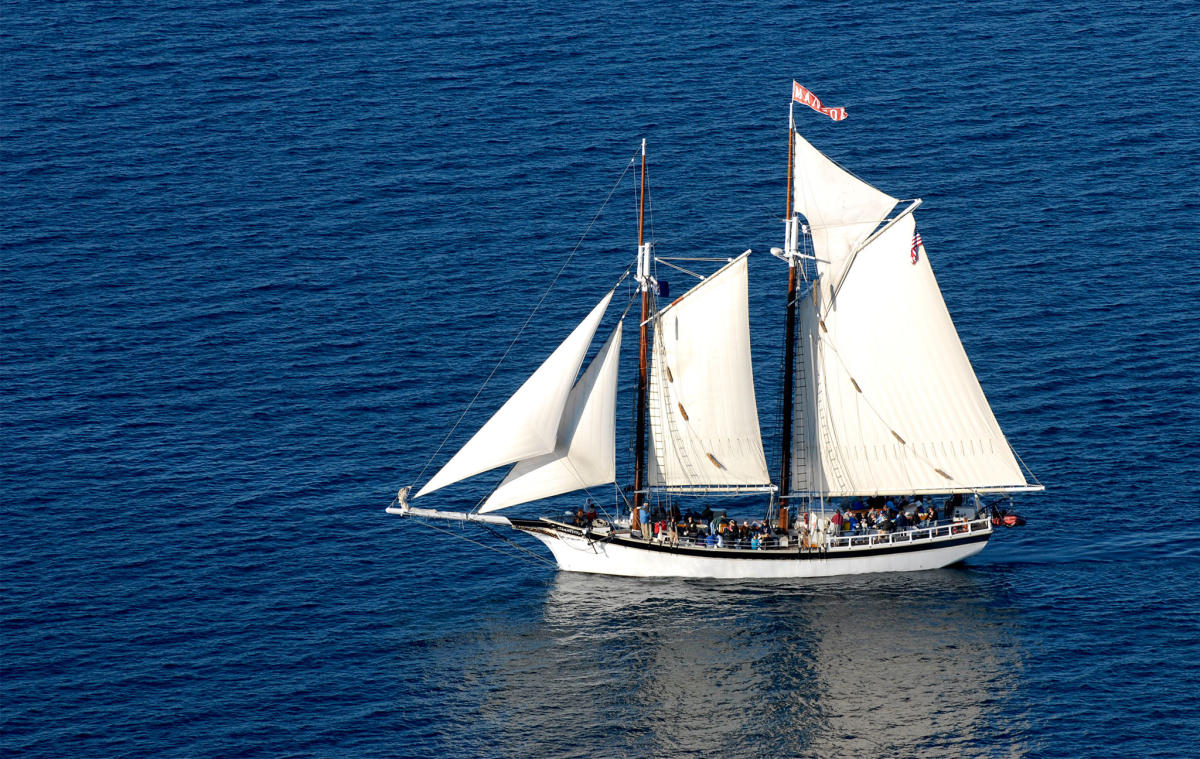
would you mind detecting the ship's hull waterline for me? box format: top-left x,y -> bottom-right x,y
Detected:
391,502 -> 994,579
511,518 -> 991,579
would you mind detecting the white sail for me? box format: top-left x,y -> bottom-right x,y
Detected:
648,253 -> 771,491
791,213 -> 1034,496
791,132 -> 898,291
479,323 -> 622,513
415,292 -> 614,499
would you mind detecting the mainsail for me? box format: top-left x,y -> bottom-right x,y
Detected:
647,253 -> 772,492
789,139 -> 1036,496
415,292 -> 614,499
480,323 -> 622,513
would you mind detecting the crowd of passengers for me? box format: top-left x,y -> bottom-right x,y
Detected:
828,493 -> 973,536
641,514 -> 781,549
571,494 -> 977,549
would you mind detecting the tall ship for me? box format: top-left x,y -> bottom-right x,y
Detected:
388,84 -> 1042,578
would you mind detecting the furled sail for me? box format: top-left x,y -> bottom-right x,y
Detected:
791,132 -> 898,293
647,253 -> 771,492
479,322 -> 622,513
415,292 -> 614,499
790,212 -> 1035,496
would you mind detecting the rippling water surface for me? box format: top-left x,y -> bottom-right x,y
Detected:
3,1 -> 1198,757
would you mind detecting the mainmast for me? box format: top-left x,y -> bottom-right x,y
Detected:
778,106 -> 801,524
632,139 -> 652,512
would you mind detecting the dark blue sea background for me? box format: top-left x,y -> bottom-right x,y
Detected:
4,1 -> 1199,757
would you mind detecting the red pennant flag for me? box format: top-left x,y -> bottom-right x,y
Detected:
792,81 -> 847,121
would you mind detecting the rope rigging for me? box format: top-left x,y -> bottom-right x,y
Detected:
411,149 -> 641,490
405,516 -> 557,569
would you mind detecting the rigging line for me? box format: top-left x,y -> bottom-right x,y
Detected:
816,327 -> 964,491
655,258 -> 705,280
412,151 -> 640,487
618,285 -> 639,320
613,480 -> 633,512
410,517 -> 556,568
1009,446 -> 1043,488
464,285 -> 632,519
479,524 -> 559,567
644,160 -> 655,250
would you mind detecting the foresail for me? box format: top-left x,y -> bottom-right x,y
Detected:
790,214 -> 1033,496
648,253 -> 771,491
479,322 -> 622,513
415,291 -> 614,499
791,133 -> 898,291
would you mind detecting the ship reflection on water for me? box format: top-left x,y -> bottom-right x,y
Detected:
418,569 -> 1028,758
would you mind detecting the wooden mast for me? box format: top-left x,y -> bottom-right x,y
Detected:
632,140 -> 650,514
778,116 -> 798,529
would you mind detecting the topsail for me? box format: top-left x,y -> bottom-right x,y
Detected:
791,132 -> 898,297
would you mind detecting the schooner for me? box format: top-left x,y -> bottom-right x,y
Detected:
388,85 -> 1041,578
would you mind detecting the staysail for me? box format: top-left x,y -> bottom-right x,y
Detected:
789,156 -> 1036,495
415,291 -> 614,499
647,253 -> 772,492
479,322 -> 622,513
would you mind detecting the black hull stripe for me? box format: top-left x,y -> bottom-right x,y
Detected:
508,519 -> 990,561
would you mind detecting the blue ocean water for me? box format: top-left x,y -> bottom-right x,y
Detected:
3,0 -> 1199,757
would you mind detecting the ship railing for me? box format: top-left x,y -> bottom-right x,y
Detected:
630,517 -> 992,552
826,517 -> 992,550
650,534 -> 794,551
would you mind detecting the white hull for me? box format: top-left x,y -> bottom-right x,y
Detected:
514,521 -> 992,579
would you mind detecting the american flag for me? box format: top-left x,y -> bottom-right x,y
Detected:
911,232 -> 922,265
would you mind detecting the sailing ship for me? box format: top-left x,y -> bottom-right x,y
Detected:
389,88 -> 1042,579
